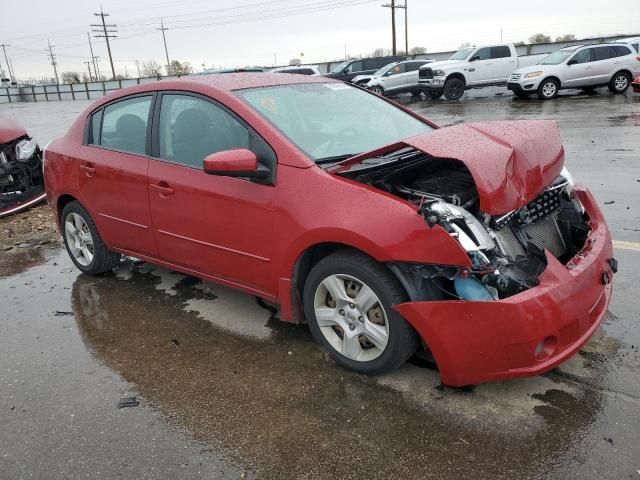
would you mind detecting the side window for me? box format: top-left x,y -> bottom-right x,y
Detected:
388,64 -> 406,75
405,62 -> 423,72
347,61 -> 363,73
633,43 -> 639,53
612,45 -> 631,57
96,96 -> 152,155
158,94 -> 251,168
474,48 -> 491,60
591,46 -> 613,62
490,46 -> 512,59
90,111 -> 102,144
570,49 -> 591,64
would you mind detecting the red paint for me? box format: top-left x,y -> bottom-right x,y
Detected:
632,76 -> 640,93
0,116 -> 28,144
203,148 -> 258,173
394,188 -> 613,386
44,74 -> 613,385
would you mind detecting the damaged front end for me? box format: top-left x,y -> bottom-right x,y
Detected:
0,118 -> 45,218
337,144 -> 590,301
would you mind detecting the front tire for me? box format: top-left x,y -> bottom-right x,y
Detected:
537,78 -> 559,100
609,72 -> 630,94
61,201 -> 121,275
370,85 -> 384,96
303,250 -> 419,375
443,77 -> 465,100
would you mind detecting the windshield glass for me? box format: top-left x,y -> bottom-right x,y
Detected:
449,47 -> 475,61
331,61 -> 349,73
372,62 -> 398,77
539,50 -> 575,65
236,83 -> 432,162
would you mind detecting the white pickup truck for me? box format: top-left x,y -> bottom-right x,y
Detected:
417,43 -> 548,100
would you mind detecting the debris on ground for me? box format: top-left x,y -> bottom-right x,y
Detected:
117,396 -> 140,409
604,201 -> 615,205
54,311 -> 74,316
0,205 -> 60,252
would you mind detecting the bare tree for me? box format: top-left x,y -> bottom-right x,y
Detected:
168,60 -> 193,75
62,71 -> 81,84
409,46 -> 427,55
141,60 -> 163,78
458,42 -> 471,49
371,47 -> 387,57
514,41 -> 526,47
555,34 -> 576,42
288,58 -> 301,66
529,33 -> 551,44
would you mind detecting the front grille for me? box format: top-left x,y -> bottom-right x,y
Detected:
509,73 -> 522,81
419,68 -> 433,79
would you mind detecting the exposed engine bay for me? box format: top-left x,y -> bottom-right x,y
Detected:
338,147 -> 590,300
0,134 -> 44,217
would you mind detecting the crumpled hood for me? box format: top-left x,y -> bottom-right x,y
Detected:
0,116 -> 28,144
335,120 -> 565,215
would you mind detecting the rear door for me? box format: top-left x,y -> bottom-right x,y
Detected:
489,46 -> 517,82
147,92 -> 276,293
78,94 -> 157,257
403,61 -> 428,89
590,46 -> 617,84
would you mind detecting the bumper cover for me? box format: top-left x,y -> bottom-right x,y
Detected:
632,77 -> 640,93
394,187 -> 614,386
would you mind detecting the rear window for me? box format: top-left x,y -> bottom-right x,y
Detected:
612,45 -> 632,57
490,46 -> 511,59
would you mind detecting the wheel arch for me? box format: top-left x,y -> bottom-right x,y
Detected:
445,72 -> 466,86
541,75 -> 561,87
612,69 -> 633,80
56,193 -> 79,225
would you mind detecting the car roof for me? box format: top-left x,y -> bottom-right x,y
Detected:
183,72 -> 330,91
614,37 -> 640,42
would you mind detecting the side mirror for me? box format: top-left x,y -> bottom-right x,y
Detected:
203,148 -> 269,178
469,55 -> 480,62
567,59 -> 577,66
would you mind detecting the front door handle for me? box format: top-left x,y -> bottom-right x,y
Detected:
80,162 -> 95,177
150,181 -> 175,198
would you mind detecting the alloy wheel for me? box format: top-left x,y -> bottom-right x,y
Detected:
64,212 -> 95,266
542,81 -> 557,98
614,75 -> 628,91
313,274 -> 389,362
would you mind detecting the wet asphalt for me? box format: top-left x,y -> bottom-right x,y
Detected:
1,86 -> 640,479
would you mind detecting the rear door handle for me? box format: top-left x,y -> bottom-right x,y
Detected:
150,181 -> 175,197
80,162 -> 95,177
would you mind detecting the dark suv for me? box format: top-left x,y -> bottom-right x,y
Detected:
324,56 -> 405,82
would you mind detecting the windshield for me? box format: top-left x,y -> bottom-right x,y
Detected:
539,50 -> 575,65
372,62 -> 398,77
449,47 -> 475,61
331,61 -> 350,73
236,83 -> 433,162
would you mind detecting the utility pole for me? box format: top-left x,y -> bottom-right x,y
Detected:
135,60 -> 141,78
84,60 -> 93,81
0,44 -> 14,81
46,39 -> 59,84
158,18 -> 171,75
91,8 -> 117,80
87,32 -> 98,80
93,56 -> 102,79
404,1 -> 408,55
382,1 -> 406,55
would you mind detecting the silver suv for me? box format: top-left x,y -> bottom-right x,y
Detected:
507,43 -> 640,99
366,59 -> 433,97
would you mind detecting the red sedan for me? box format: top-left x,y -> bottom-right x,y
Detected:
44,74 -> 615,386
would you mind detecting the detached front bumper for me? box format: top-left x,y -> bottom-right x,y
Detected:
394,187 -> 615,386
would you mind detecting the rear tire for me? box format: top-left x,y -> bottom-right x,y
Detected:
537,78 -> 559,100
443,77 -> 464,100
303,249 -> 419,375
61,201 -> 121,275
609,72 -> 630,94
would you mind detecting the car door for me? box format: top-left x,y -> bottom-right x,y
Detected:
465,47 -> 492,85
590,46 -> 617,84
563,48 -> 595,87
343,60 -> 364,81
381,63 -> 407,91
402,61 -> 427,89
489,46 -> 517,82
78,94 -> 157,257
147,92 -> 276,293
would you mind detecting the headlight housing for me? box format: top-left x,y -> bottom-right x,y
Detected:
16,138 -> 37,161
560,166 -> 575,189
433,70 -> 446,77
524,71 -> 543,79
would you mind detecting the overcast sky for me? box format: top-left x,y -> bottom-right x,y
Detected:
1,0 -> 639,80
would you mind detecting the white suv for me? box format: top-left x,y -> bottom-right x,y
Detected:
507,43 -> 640,99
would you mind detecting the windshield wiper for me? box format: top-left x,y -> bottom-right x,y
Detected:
315,153 -> 359,164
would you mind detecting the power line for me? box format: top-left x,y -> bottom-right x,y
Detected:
91,8 -> 117,79
157,18 -> 171,75
46,39 -> 59,84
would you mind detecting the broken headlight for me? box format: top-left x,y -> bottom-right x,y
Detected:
560,166 -> 574,190
16,138 -> 37,161
427,201 -> 495,269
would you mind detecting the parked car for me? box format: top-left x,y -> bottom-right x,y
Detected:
44,74 -> 615,386
270,65 -> 321,76
0,117 -> 44,218
417,43 -> 547,100
366,59 -> 434,97
633,75 -> 640,93
613,37 -> 640,53
507,44 -> 640,99
351,62 -> 397,86
324,56 -> 405,82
